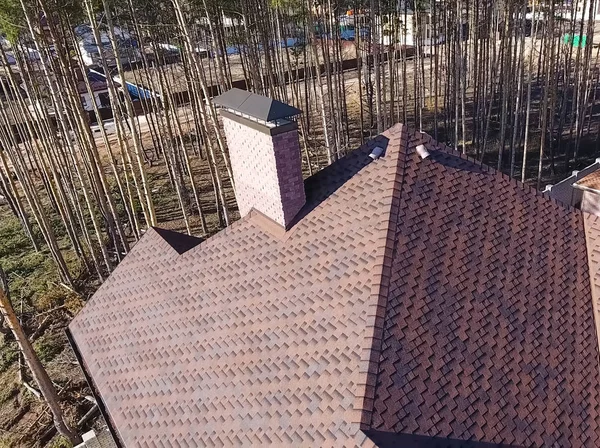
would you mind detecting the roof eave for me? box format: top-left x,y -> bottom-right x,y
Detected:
573,183 -> 600,195
65,329 -> 125,448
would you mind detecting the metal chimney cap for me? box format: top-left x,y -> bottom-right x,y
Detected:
212,88 -> 302,123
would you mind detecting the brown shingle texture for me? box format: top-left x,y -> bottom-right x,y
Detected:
69,125 -> 406,447
71,123 -> 600,447
584,214 -> 600,373
577,170 -> 600,192
369,130 -> 600,447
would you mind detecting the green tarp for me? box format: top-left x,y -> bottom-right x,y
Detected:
563,33 -> 587,48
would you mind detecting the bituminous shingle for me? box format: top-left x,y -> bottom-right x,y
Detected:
70,124 -> 600,448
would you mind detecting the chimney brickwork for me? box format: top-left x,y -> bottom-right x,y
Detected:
222,115 -> 306,228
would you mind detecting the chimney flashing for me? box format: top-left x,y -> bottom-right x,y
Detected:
220,109 -> 298,137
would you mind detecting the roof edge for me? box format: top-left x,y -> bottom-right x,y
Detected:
66,328 -> 124,448
574,182 -> 600,195
363,428 -> 521,448
431,135 -> 580,215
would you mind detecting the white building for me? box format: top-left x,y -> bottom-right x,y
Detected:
75,25 -> 141,67
75,69 -> 112,112
79,86 -> 111,111
380,11 -> 445,48
557,0 -> 600,21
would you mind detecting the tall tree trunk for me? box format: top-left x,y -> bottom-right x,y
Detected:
0,268 -> 81,445
522,0 -> 539,183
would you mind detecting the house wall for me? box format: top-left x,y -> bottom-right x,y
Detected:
544,160 -> 600,207
80,90 -> 110,112
558,0 -> 600,21
80,92 -> 93,111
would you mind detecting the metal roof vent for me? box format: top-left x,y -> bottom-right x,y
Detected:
416,144 -> 430,159
369,146 -> 384,160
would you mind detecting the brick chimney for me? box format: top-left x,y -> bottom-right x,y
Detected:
213,88 -> 306,229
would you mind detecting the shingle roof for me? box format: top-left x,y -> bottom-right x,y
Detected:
575,170 -> 600,192
583,214 -> 600,374
366,131 -> 600,447
68,125 -> 405,447
69,124 -> 600,447
77,79 -> 108,95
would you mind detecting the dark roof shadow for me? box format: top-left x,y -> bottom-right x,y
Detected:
429,150 -> 489,175
288,135 -> 390,228
364,430 -> 518,448
152,227 -> 203,255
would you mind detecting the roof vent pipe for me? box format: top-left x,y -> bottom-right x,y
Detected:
369,146 -> 384,160
416,144 -> 430,160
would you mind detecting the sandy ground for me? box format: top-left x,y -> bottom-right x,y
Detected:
124,41 -> 359,93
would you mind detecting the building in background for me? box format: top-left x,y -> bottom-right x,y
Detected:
75,25 -> 141,67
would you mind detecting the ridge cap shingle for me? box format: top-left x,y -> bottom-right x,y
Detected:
355,123 -> 412,430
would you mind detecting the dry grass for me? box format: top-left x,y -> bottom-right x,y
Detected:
0,206 -> 98,447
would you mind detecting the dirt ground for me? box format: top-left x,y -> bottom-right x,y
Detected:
124,41 -> 359,93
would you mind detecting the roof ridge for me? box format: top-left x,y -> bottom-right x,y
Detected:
367,124 -> 600,445
355,123 -> 410,430
357,122 -> 580,431
236,90 -> 253,109
68,120 -> 600,446
69,121 -> 416,446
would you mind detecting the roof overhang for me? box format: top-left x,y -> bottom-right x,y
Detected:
573,182 -> 600,195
